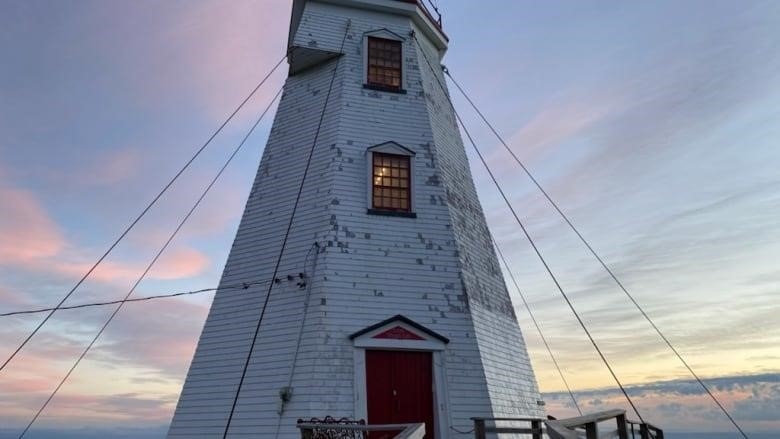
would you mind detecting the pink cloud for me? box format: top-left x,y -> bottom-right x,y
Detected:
50,259 -> 143,284
127,178 -> 246,250
50,246 -> 210,284
0,187 -> 64,265
111,0 -> 291,120
94,297 -> 211,372
0,177 -> 209,282
0,298 -> 208,426
148,246 -> 209,280
32,147 -> 142,188
185,184 -> 246,237
170,1 -> 290,115
78,148 -> 141,186
0,286 -> 29,308
481,88 -> 629,179
0,181 -> 211,320
507,102 -> 608,156
0,180 -> 211,282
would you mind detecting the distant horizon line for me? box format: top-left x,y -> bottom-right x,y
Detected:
540,370 -> 780,395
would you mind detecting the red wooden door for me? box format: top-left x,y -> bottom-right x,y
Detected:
366,350 -> 434,438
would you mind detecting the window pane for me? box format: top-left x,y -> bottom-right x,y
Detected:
371,152 -> 411,212
367,37 -> 402,90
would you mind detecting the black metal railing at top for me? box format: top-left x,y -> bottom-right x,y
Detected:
395,0 -> 442,28
418,0 -> 442,27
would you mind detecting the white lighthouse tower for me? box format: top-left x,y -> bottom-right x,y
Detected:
168,1 -> 544,437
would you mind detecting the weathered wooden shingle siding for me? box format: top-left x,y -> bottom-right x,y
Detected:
168,1 -> 542,437
167,31 -> 344,436
303,3 -> 496,433
413,20 -> 544,420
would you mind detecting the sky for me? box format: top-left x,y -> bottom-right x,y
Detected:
0,0 -> 778,437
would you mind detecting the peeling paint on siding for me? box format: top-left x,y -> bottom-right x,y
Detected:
168,2 -> 542,438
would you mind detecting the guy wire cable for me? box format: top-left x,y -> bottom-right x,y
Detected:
492,238 -> 582,415
273,241 -> 322,438
444,67 -> 748,439
456,105 -> 645,424
412,33 -> 645,423
0,281 -> 269,318
221,20 -> 352,439
18,86 -> 283,439
0,54 -> 287,373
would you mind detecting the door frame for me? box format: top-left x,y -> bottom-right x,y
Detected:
351,318 -> 449,438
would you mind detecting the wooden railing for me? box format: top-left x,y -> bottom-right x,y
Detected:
471,409 -> 664,439
296,417 -> 425,439
296,410 -> 662,439
627,419 -> 665,439
471,417 -> 545,438
551,408 -> 630,439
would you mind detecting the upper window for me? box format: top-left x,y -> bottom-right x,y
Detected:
372,152 -> 410,212
367,37 -> 402,91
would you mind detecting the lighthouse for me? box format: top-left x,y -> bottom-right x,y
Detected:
167,0 -> 544,437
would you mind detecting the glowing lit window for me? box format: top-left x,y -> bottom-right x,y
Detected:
372,153 -> 410,212
367,37 -> 402,91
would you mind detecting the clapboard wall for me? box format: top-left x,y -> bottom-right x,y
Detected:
168,1 -> 542,437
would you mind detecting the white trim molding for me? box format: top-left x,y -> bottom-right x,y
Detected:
362,28 -> 408,93
365,141 -> 417,215
350,315 -> 450,438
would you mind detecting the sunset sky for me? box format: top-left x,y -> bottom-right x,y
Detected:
1,1 -> 779,437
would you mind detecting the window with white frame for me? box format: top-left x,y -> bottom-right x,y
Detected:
366,37 -> 402,91
366,142 -> 416,217
372,152 -> 411,212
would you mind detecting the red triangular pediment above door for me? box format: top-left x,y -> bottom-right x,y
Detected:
348,314 -> 450,344
373,325 -> 425,340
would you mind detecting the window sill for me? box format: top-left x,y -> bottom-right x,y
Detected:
367,209 -> 417,218
363,84 -> 407,94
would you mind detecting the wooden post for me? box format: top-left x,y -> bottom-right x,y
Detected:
531,419 -> 542,439
473,419 -> 485,439
300,427 -> 312,439
640,423 -> 650,439
585,421 -> 598,439
615,414 -> 629,439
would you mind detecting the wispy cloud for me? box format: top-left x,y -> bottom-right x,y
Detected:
0,0 -> 779,436
0,186 -> 64,264
0,298 -> 210,434
543,373 -> 780,431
